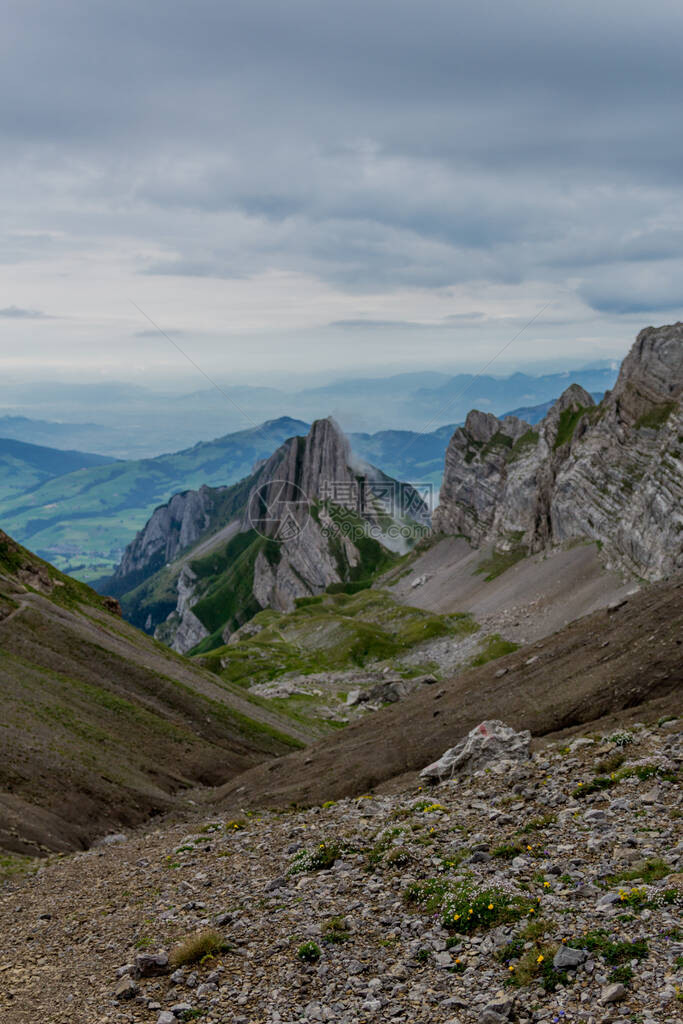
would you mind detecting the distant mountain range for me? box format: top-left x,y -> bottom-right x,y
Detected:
0,364 -> 619,458
0,377 -> 611,581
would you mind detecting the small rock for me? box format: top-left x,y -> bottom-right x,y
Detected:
170,1006 -> 194,1021
553,945 -> 587,969
113,976 -> 138,1000
196,982 -> 218,997
600,982 -> 627,1004
97,832 -> 127,846
157,1013 -> 177,1024
133,952 -> 170,978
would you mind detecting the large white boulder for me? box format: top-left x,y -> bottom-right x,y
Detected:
420,720 -> 531,783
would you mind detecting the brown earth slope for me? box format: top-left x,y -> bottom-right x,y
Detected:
0,531 -> 308,856
214,573 -> 683,812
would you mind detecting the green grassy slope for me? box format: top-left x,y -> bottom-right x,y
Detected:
199,588 -> 478,687
0,530 -> 307,856
0,437 -> 114,501
0,417 -> 308,580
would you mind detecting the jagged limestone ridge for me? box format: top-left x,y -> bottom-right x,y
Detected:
433,323 -> 683,580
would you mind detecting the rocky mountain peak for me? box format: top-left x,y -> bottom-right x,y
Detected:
112,416 -> 430,653
244,418 -> 354,540
434,324 -> 683,580
610,322 -> 683,424
463,409 -> 529,445
539,383 -> 595,450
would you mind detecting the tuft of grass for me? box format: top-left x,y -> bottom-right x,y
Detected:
169,928 -> 227,967
607,857 -> 671,886
508,942 -> 564,991
493,841 -> 525,860
597,752 -> 626,774
573,775 -> 614,798
470,634 -> 520,666
297,941 -> 321,963
569,929 -> 648,969
635,401 -> 676,431
518,813 -> 556,834
322,916 -> 351,944
574,762 -> 678,798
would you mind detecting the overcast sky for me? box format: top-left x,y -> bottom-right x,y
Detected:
2,0 -> 683,384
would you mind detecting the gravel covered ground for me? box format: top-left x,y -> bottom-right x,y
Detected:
0,719 -> 681,1024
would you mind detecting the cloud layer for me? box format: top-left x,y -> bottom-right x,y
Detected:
1,0 -> 682,378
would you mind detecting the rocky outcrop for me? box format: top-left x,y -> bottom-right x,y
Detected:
110,485 -> 224,596
114,418 -> 431,653
434,324 -> 683,581
154,565 -> 209,652
420,720 -> 531,782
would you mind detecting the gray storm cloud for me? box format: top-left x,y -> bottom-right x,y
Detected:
1,0 -> 682,375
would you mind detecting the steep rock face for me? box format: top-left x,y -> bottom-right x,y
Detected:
154,564 -> 210,651
550,326 -> 683,579
113,418 -> 430,654
434,411 -> 532,544
111,485 -> 222,594
434,324 -> 683,580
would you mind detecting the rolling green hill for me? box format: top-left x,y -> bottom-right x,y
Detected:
0,417 -> 308,581
0,436 -> 114,501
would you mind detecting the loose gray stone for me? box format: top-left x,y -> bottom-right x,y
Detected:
133,951 -> 170,978
113,975 -> 138,1000
601,982 -> 627,1004
553,945 -> 587,969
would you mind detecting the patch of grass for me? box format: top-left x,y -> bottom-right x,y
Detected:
297,941 -> 321,963
635,401 -> 676,431
0,852 -> 39,882
474,547 -> 526,582
573,775 -> 615,798
493,841 -> 525,860
322,916 -> 351,944
225,819 -> 247,833
607,857 -> 671,886
554,404 -> 589,449
208,589 -> 479,687
470,634 -> 520,666
518,813 -> 556,834
367,828 -> 404,867
509,429 -> 540,459
618,763 -> 678,783
597,752 -> 626,774
439,848 -> 469,871
169,928 -> 228,967
569,929 -> 648,969
508,942 -> 565,991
